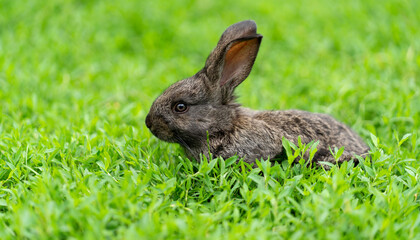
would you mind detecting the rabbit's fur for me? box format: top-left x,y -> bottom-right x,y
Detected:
146,20 -> 369,165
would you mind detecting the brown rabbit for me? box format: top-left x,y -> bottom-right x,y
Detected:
145,20 -> 369,166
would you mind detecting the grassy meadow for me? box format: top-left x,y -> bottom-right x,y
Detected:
0,0 -> 419,239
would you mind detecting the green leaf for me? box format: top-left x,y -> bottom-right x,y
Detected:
399,133 -> 412,147
0,199 -> 8,207
335,146 -> 345,161
370,133 -> 379,148
309,141 -> 319,162
248,173 -> 264,186
282,137 -> 293,158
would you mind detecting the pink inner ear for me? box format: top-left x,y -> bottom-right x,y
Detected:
219,38 -> 258,87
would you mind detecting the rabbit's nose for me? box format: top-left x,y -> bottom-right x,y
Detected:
145,114 -> 152,128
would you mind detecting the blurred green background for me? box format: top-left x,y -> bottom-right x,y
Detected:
0,0 -> 419,239
2,0 -> 419,137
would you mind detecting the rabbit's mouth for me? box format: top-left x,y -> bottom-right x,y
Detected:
145,114 -> 177,143
148,127 -> 177,143
152,130 -> 176,142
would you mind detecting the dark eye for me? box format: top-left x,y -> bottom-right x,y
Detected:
173,102 -> 189,113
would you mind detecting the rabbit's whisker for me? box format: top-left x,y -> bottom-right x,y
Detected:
175,135 -> 194,155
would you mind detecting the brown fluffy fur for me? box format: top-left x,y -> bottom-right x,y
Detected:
145,20 -> 369,165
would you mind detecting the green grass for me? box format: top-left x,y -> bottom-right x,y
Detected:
1,0 -> 419,239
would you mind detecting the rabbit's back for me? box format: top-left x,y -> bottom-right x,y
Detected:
254,109 -> 368,156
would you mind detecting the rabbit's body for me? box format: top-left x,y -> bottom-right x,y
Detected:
146,20 -> 369,166
186,107 -> 368,164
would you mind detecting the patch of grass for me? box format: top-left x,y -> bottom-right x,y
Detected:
0,0 -> 419,239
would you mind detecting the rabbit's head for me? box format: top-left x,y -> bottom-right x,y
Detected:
145,20 -> 262,147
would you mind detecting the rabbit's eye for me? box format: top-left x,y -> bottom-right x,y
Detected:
173,102 -> 189,113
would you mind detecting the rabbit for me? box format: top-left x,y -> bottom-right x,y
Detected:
145,20 -> 369,166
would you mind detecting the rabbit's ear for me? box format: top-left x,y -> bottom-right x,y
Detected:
205,20 -> 262,90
